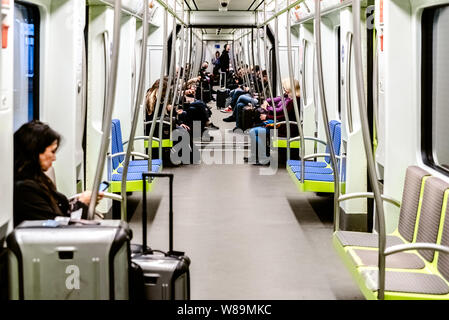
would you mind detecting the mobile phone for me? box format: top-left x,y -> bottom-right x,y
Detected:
99,181 -> 110,192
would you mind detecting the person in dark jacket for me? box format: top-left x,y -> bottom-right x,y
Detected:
220,44 -> 231,74
13,121 -> 101,227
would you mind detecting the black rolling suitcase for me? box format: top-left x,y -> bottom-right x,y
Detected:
130,173 -> 191,300
240,105 -> 257,131
216,72 -> 229,109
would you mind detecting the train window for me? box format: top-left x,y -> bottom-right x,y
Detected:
422,5 -> 449,174
13,2 -> 40,131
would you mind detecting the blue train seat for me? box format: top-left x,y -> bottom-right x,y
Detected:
108,119 -> 162,192
287,120 -> 341,193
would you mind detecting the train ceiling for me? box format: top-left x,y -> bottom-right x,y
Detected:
183,0 -> 267,11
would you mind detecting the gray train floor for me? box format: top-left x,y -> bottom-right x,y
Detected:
127,96 -> 364,300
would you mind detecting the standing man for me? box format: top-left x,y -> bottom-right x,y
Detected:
220,44 -> 231,85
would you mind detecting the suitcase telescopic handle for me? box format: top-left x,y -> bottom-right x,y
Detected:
142,173 -> 174,255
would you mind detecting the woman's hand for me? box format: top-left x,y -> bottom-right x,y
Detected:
260,114 -> 268,121
261,101 -> 268,110
180,124 -> 190,131
177,109 -> 184,115
78,191 -> 104,206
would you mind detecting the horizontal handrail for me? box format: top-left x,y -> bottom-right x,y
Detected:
384,243 -> 449,257
290,136 -> 327,146
155,0 -> 187,26
275,121 -> 300,126
89,0 -> 145,20
108,151 -> 149,160
293,0 -> 353,25
69,192 -> 122,202
143,120 -> 171,126
302,153 -> 341,161
338,192 -> 401,208
124,136 -> 161,143
258,0 -> 306,27
122,136 -> 149,145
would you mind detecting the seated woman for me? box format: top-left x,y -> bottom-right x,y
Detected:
13,121 -> 102,227
145,77 -> 195,137
245,78 -> 301,165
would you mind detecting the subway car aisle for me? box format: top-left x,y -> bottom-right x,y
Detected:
128,151 -> 363,300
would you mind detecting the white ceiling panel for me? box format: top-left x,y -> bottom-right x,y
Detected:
186,0 -> 264,11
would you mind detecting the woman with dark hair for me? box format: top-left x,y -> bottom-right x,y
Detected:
212,51 -> 221,76
13,120 -> 101,227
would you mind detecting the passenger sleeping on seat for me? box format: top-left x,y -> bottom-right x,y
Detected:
13,121 -> 103,227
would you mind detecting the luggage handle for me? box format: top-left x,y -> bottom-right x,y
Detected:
142,173 -> 181,257
220,71 -> 226,88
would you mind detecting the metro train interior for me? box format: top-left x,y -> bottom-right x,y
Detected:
1,0 -> 449,301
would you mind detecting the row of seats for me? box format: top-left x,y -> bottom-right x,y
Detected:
334,166 -> 449,299
108,119 -> 162,192
287,120 -> 342,193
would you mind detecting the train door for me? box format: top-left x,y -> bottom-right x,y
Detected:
1,0 -> 13,300
318,12 -> 340,155
299,22 -> 316,156
338,6 -> 370,231
86,4 -> 117,215
1,0 -> 14,237
13,1 -> 86,197
113,14 -> 137,153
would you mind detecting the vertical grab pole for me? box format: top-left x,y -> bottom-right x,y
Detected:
263,2 -> 276,123
188,29 -> 194,80
240,37 -> 251,90
158,2 -> 178,160
88,0 -> 122,220
148,8 -> 168,173
274,0 -> 288,156
237,37 -> 248,90
169,173 -> 174,253
120,0 -> 149,220
314,0 -> 340,230
241,37 -> 250,89
345,33 -> 354,133
255,14 -> 267,102
246,30 -> 255,96
286,0 -> 304,166
102,32 -> 111,130
142,173 -> 148,251
250,29 -> 261,100
352,0 -> 386,300
170,2 -> 186,140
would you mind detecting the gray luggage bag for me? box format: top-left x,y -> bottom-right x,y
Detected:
130,172 -> 190,300
7,219 -> 131,300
